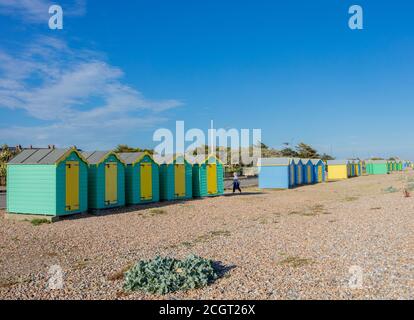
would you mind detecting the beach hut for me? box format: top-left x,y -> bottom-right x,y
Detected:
7,147 -> 88,217
311,159 -> 325,183
257,158 -> 296,189
386,161 -> 392,173
301,159 -> 314,184
157,154 -> 192,201
327,160 -> 349,181
393,161 -> 398,171
365,161 -> 372,174
361,160 -> 366,175
353,160 -> 361,176
350,160 -> 361,177
117,152 -> 160,205
192,155 -> 224,197
292,158 -> 304,185
396,160 -> 403,171
82,151 -> 125,210
370,160 -> 388,175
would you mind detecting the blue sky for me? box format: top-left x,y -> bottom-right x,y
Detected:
0,0 -> 414,159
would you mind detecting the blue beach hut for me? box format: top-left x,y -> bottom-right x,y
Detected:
257,158 -> 295,189
311,159 -> 325,183
292,158 -> 304,185
301,159 -> 315,184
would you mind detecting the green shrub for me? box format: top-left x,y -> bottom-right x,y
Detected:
29,218 -> 51,226
383,186 -> 399,193
123,255 -> 218,294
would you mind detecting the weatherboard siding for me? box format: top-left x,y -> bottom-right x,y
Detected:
159,160 -> 193,201
56,152 -> 88,215
192,158 -> 224,197
7,165 -> 57,215
87,154 -> 125,210
124,156 -> 159,205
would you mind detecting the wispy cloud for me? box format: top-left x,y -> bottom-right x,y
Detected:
0,0 -> 86,23
0,36 -> 183,149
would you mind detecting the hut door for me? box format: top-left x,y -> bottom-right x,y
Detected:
105,162 -> 118,204
307,166 -> 312,183
318,166 -> 322,182
207,164 -> 218,194
140,163 -> 152,200
297,166 -> 302,184
174,164 -> 185,197
65,161 -> 79,211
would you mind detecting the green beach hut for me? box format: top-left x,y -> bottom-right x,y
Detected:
157,154 -> 193,201
370,160 -> 388,175
387,161 -> 392,173
118,152 -> 160,205
82,151 -> 125,210
392,161 -> 397,172
7,147 -> 88,217
191,155 -> 224,197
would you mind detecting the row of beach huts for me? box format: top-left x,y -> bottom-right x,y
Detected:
257,158 -> 412,189
6,147 -> 224,218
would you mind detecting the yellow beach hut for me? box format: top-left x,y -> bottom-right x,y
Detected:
327,160 -> 350,181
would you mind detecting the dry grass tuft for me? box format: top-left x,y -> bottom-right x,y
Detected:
279,256 -> 313,268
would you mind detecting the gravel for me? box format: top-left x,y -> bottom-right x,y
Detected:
0,171 -> 413,300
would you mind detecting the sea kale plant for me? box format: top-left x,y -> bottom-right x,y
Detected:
123,255 -> 219,294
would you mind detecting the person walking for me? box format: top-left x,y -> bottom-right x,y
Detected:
233,172 -> 242,193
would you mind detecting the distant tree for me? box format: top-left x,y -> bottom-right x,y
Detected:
387,157 -> 396,161
371,157 -> 384,160
295,142 -> 319,159
280,147 -> 299,157
320,153 -> 335,161
259,142 -> 280,158
113,144 -> 153,154
0,145 -> 21,184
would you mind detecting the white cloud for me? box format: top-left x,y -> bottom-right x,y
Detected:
0,37 -> 183,149
0,0 -> 86,23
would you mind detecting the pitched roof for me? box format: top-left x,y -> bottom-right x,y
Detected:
81,151 -> 123,165
310,159 -> 323,165
292,158 -> 303,165
154,154 -> 186,165
327,160 -> 349,165
370,160 -> 387,164
257,157 -> 292,166
8,148 -> 81,165
189,154 -> 222,165
301,158 -> 312,164
117,152 -> 146,164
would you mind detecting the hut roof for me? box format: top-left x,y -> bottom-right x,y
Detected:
190,154 -> 223,165
8,148 -> 85,165
117,152 -> 146,165
370,160 -> 387,164
257,158 -> 292,166
155,154 -> 186,165
82,151 -> 124,165
327,160 -> 349,165
292,158 -> 303,165
310,159 -> 323,165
